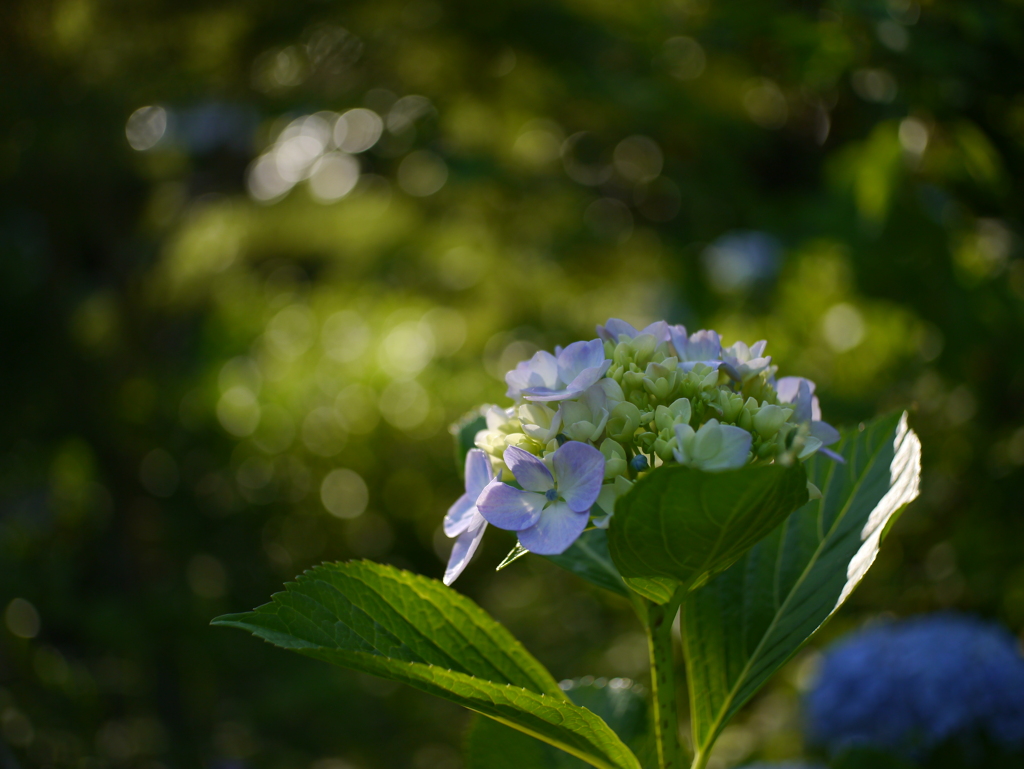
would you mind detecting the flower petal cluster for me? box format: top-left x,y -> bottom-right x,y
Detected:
805,613 -> 1024,760
477,442 -> 604,554
441,317 -> 842,582
505,340 -> 611,402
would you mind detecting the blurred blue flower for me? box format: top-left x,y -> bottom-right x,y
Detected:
701,230 -> 780,294
805,614 -> 1024,760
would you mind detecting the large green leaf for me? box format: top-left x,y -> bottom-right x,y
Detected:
545,528 -> 629,597
682,412 -> 921,762
607,462 -> 809,602
464,677 -> 650,769
213,561 -> 641,769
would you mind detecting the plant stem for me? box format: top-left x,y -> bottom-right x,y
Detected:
639,595 -> 683,769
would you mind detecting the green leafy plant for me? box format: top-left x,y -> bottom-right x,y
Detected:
215,322 -> 921,769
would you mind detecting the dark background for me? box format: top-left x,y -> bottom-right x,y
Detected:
2,0 -> 1023,766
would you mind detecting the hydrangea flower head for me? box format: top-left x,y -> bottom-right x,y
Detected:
441,317 -> 842,582
805,613 -> 1024,760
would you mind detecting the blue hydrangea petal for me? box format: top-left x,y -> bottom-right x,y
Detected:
476,479 -> 545,531
556,339 -> 607,385
443,518 -> 487,586
551,440 -> 605,512
597,319 -> 670,343
464,448 -> 495,497
597,318 -> 641,343
811,420 -> 841,446
516,501 -> 589,555
519,385 -> 586,402
503,445 -> 555,493
505,350 -> 559,400
563,359 -> 612,394
443,493 -> 478,537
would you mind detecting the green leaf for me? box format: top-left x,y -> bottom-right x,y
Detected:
682,412 -> 921,761
607,462 -> 809,602
453,410 -> 487,469
465,677 -> 650,769
213,561 -> 641,769
544,528 -> 629,597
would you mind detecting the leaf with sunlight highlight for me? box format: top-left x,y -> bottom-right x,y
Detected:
681,412 -> 921,765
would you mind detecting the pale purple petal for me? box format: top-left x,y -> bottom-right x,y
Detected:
638,321 -> 670,342
444,493 -> 478,537
776,376 -> 815,403
810,394 -> 823,422
749,340 -> 768,358
702,424 -> 752,471
556,339 -> 606,385
777,377 -> 827,424
477,479 -> 545,530
678,359 -> 723,372
818,446 -> 846,463
505,350 -> 559,400
517,501 -> 590,555
667,325 -> 688,358
563,360 -> 612,394
597,318 -> 641,343
521,384 -> 586,402
464,449 -> 495,498
551,441 -> 605,513
503,446 -> 554,493
791,379 -> 815,423
682,329 -> 722,361
443,519 -> 487,585
811,420 -> 841,446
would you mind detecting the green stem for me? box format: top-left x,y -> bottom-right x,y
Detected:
689,747 -> 711,769
637,595 -> 683,769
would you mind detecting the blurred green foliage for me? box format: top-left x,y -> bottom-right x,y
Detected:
2,0 -> 1024,767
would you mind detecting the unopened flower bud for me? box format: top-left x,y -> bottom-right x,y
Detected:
519,403 -> 561,443
629,333 -> 658,365
607,401 -> 642,443
630,453 -> 649,472
600,439 -> 628,478
655,405 -> 675,432
700,368 -> 720,390
673,418 -> 752,471
505,433 -> 543,454
644,375 -> 676,401
669,397 -> 692,424
718,391 -> 744,423
653,437 -> 675,462
753,404 -> 792,439
597,377 -> 625,404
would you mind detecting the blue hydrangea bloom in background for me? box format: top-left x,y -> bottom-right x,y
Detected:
805,614 -> 1024,760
